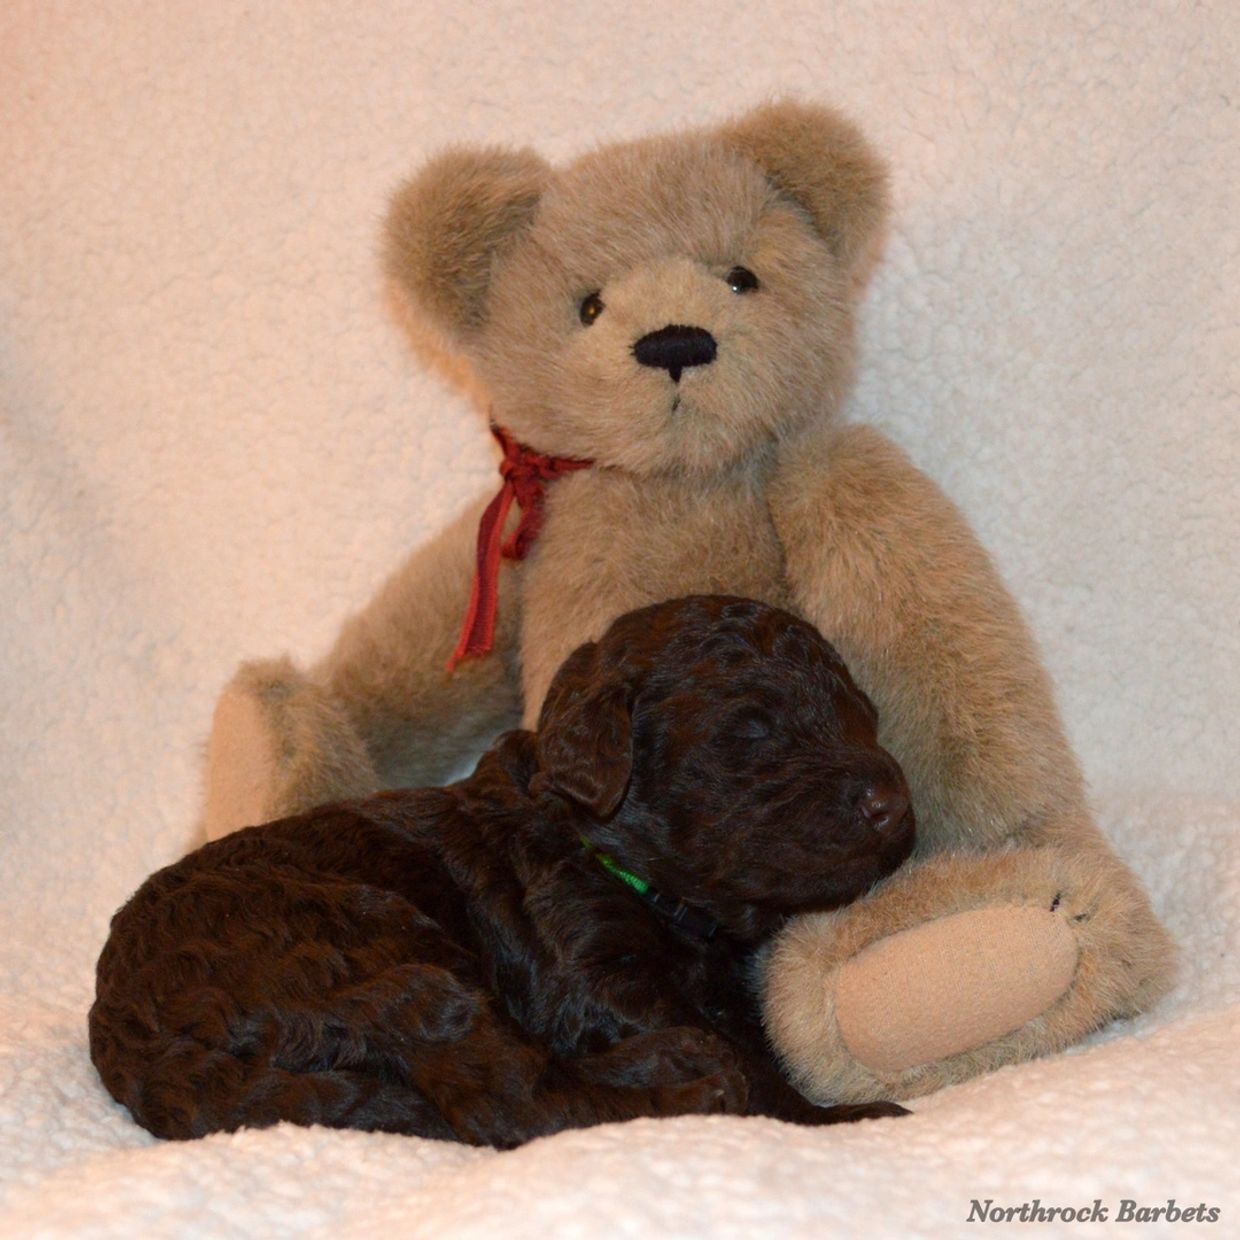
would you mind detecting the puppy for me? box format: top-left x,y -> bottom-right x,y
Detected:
90,595 -> 915,1146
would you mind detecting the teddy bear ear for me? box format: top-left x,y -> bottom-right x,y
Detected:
718,99 -> 889,277
383,146 -> 551,345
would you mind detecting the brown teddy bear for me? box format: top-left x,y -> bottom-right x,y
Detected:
202,100 -> 1174,1104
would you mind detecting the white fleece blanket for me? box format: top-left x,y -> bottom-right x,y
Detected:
2,2 -> 1237,1236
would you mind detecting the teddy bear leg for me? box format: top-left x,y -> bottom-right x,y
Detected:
202,657 -> 379,840
203,496 -> 524,841
764,844 -> 1175,1103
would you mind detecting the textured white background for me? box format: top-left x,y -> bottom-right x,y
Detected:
1,3 -> 1237,1236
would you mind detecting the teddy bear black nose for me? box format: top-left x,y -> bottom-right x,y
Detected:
632,324 -> 718,383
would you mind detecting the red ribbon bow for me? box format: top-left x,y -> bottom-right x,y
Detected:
447,425 -> 594,671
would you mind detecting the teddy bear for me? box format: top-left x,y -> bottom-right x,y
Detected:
201,100 -> 1175,1104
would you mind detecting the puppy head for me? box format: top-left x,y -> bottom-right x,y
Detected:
535,596 -> 914,942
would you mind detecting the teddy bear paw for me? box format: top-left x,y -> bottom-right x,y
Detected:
833,904 -> 1080,1074
202,657 -> 378,840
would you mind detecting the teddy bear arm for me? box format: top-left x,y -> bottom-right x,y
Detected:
771,420 -> 1086,853
763,839 -> 1176,1102
765,422 -> 1175,1097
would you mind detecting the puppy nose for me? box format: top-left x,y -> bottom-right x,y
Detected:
632,324 -> 717,382
857,786 -> 909,835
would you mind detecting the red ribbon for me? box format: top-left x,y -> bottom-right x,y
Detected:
447,425 -> 593,671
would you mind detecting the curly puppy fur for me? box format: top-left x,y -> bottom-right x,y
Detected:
93,596 -> 913,1147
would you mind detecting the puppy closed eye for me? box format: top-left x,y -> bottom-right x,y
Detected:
729,711 -> 773,742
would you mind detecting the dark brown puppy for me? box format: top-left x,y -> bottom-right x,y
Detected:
90,596 -> 914,1147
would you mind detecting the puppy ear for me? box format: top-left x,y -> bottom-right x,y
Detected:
383,146 -> 551,345
536,643 -> 634,818
718,99 -> 889,278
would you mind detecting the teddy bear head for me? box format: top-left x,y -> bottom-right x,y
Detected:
385,101 -> 888,476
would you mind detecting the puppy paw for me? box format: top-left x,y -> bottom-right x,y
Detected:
581,1027 -> 748,1114
649,1028 -> 748,1115
646,1027 -> 738,1081
657,1064 -> 749,1116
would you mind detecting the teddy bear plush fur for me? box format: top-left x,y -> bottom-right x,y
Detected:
203,101 -> 1174,1104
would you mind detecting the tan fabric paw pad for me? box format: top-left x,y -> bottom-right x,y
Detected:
834,905 -> 1079,1074
204,687 -> 280,839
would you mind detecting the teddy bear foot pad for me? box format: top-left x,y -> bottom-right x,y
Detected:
833,905 -> 1079,1073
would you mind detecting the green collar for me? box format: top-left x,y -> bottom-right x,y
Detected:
580,836 -> 651,895
580,836 -> 718,939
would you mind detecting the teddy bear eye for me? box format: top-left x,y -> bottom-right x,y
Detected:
725,266 -> 760,294
579,292 -> 605,326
